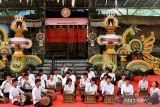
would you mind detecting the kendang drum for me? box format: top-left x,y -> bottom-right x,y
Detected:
84,92 -> 97,104
40,96 -> 51,106
103,94 -> 115,104
0,97 -> 9,104
63,92 -> 75,103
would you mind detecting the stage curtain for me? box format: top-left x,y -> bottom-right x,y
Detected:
45,26 -> 87,43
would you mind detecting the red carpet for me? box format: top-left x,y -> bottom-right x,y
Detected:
1,75 -> 160,107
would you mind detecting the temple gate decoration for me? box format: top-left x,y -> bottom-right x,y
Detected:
9,15 -> 42,73
89,15 -> 160,74
89,14 -> 122,71
0,28 -> 10,68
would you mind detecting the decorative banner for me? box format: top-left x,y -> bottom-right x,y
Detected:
45,18 -> 88,25
61,8 -> 71,18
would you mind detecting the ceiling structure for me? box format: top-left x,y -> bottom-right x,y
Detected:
0,0 -> 159,10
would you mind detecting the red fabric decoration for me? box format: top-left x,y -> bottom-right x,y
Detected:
45,26 -> 87,43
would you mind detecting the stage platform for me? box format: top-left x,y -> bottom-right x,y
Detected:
1,75 -> 160,107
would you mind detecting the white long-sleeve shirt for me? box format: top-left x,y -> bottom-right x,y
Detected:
138,80 -> 148,90
29,74 -> 35,82
9,86 -> 24,103
100,73 -> 107,80
61,67 -> 69,75
79,78 -> 90,88
150,87 -> 159,96
121,84 -> 134,95
1,80 -> 12,93
70,75 -> 76,84
118,80 -> 126,89
100,79 -> 106,90
102,83 -> 114,95
22,79 -> 35,89
64,84 -> 75,94
32,86 -> 47,104
47,80 -> 56,87
62,77 -> 74,86
41,74 -> 48,81
85,83 -> 97,95
0,90 -> 4,97
108,73 -> 116,81
53,74 -> 63,83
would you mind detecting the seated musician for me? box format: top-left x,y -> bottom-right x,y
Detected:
102,76 -> 114,95
36,73 -> 47,89
18,72 -> 26,87
138,74 -> 148,92
63,78 -> 75,94
100,67 -> 109,80
82,77 -> 98,102
147,81 -> 160,104
69,69 -> 76,85
117,74 -> 126,95
32,79 -> 51,107
121,77 -> 134,96
26,68 -> 35,82
21,73 -> 35,92
38,69 -> 48,81
52,69 -> 63,83
100,74 -> 108,92
62,72 -> 74,86
81,67 -> 95,80
1,74 -> 12,98
47,75 -> 56,88
9,79 -> 26,106
108,68 -> 116,85
80,73 -> 90,88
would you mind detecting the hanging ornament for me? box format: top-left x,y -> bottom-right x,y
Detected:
115,0 -> 118,8
88,32 -> 97,47
71,0 -> 75,7
57,0 -> 59,3
27,0 -> 29,5
105,0 -> 107,6
62,0 -> 64,6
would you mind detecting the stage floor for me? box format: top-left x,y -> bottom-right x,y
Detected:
1,75 -> 160,107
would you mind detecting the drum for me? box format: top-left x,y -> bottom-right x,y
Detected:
40,96 -> 53,106
0,97 -> 9,104
17,93 -> 31,104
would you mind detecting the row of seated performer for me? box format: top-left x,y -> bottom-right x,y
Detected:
0,67 -> 160,107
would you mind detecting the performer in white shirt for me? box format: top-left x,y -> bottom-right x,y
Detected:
148,81 -> 160,104
138,74 -> 148,91
61,63 -> 69,76
69,69 -> 76,85
108,69 -> 116,85
100,67 -> 109,80
35,73 -> 47,89
9,79 -> 27,106
47,75 -> 56,88
102,76 -> 114,95
21,74 -> 35,92
82,78 -> 98,102
79,73 -> 90,88
63,78 -> 75,94
1,74 -> 12,98
38,69 -> 48,81
121,77 -> 134,96
62,72 -> 74,86
82,67 -> 95,80
26,69 -> 35,82
117,74 -> 126,95
32,79 -> 50,107
85,78 -> 98,95
52,69 -> 63,83
100,74 -> 108,91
